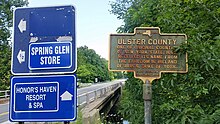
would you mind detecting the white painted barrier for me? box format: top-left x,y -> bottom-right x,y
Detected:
0,90 -> 10,99
77,82 -> 122,107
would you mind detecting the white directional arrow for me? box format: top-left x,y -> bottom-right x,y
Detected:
60,91 -> 73,101
17,50 -> 25,64
18,19 -> 26,33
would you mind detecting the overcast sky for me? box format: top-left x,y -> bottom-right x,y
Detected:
28,0 -> 123,60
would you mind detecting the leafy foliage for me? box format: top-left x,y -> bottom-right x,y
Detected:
0,0 -> 28,89
77,46 -> 114,83
111,0 -> 220,123
118,73 -> 144,123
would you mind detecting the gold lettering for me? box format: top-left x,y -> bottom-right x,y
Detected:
164,65 -> 177,68
128,59 -> 150,64
117,39 -> 123,44
117,64 -> 121,67
118,38 -> 177,47
141,39 -> 146,44
148,39 -> 152,44
167,60 -> 177,64
165,50 -> 174,54
142,64 -> 154,68
153,39 -> 157,44
156,46 -> 172,49
124,50 -> 134,54
127,39 -> 132,44
118,59 -> 126,63
126,39 -> 146,44
127,46 -> 133,49
165,55 -> 178,59
151,60 -> 156,63
150,55 -> 163,59
158,39 -> 163,44
134,46 -> 154,50
156,65 -> 161,68
163,39 -> 167,44
117,45 -> 126,49
173,39 -> 177,45
120,64 -> 140,68
123,39 -> 126,44
136,50 -> 148,54
157,60 -> 165,64
148,39 -> 177,45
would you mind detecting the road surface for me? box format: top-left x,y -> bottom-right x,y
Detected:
0,103 -> 10,123
0,79 -> 125,123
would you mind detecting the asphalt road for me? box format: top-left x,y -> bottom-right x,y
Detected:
0,79 -> 125,123
0,103 -> 9,123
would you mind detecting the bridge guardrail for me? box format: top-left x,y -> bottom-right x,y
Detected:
0,82 -> 122,106
0,90 -> 10,99
77,82 -> 122,108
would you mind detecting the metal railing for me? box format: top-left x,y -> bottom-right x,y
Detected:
77,82 -> 121,108
0,90 -> 10,99
0,82 -> 122,106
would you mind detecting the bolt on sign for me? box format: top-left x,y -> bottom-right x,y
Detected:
109,27 -> 188,82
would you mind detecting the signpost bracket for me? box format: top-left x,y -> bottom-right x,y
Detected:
64,121 -> 70,124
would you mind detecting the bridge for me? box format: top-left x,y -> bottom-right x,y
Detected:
79,80 -> 123,124
0,79 -> 125,123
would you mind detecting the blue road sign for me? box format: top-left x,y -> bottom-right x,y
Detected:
10,75 -> 77,122
11,5 -> 76,75
29,42 -> 72,70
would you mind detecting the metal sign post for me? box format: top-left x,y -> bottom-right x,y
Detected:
143,80 -> 152,124
109,27 -> 188,123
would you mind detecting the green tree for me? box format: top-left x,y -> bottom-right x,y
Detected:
0,0 -> 28,89
111,0 -> 220,123
77,46 -> 114,83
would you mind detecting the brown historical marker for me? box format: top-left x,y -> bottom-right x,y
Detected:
109,27 -> 188,82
